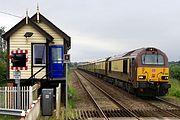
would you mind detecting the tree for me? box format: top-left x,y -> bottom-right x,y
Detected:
0,27 -> 6,52
0,27 -> 6,86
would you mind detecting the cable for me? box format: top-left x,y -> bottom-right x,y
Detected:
0,11 -> 23,18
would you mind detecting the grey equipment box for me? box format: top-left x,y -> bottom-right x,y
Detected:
42,89 -> 54,116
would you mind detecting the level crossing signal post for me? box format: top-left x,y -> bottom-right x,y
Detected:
10,49 -> 28,109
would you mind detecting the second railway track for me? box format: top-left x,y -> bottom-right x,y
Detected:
74,70 -> 140,120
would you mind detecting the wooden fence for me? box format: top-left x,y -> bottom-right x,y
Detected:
0,86 -> 33,111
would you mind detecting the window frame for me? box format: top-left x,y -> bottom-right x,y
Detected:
32,43 -> 46,66
51,47 -> 63,63
141,54 -> 164,65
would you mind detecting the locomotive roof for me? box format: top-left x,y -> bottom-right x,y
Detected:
80,47 -> 164,64
109,47 -> 160,61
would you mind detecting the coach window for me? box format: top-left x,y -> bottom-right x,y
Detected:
109,61 -> 111,72
123,59 -> 128,74
33,44 -> 46,66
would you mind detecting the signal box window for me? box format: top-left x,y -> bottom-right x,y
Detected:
12,53 -> 26,67
52,48 -> 62,63
33,44 -> 46,66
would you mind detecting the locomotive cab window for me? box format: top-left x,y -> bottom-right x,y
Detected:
142,54 -> 164,65
33,44 -> 46,66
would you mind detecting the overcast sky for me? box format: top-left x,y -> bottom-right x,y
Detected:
0,0 -> 180,62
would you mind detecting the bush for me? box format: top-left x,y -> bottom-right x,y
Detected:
170,64 -> 180,80
0,62 -> 6,86
0,52 -> 7,86
168,79 -> 180,98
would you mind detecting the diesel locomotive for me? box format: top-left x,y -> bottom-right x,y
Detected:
78,47 -> 171,96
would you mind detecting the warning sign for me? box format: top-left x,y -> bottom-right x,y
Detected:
13,70 -> 21,80
64,54 -> 70,63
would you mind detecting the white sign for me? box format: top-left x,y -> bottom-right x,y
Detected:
13,71 -> 21,79
64,54 -> 70,63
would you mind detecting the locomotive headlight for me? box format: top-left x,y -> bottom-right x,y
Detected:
161,76 -> 168,80
138,75 -> 146,79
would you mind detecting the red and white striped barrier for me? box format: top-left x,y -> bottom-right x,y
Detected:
20,96 -> 41,120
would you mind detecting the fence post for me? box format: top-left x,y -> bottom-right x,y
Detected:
29,86 -> 33,109
5,87 -> 7,109
56,84 -> 61,119
15,87 -> 17,109
16,80 -> 21,109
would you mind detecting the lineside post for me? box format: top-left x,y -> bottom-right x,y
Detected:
14,70 -> 21,109
64,54 -> 70,120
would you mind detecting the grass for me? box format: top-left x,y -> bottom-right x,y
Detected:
165,78 -> 180,103
168,79 -> 180,98
68,87 -> 76,109
68,68 -> 77,109
0,115 -> 19,120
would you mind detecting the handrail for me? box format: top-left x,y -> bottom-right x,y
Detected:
28,62 -> 65,80
28,65 -> 46,80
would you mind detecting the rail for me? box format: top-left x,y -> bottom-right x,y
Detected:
75,70 -> 140,120
74,71 -> 109,120
156,97 -> 180,109
146,99 -> 180,119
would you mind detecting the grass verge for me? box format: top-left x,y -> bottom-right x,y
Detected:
0,115 -> 19,120
165,78 -> 180,104
68,68 -> 77,109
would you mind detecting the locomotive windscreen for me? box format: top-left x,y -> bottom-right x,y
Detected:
142,54 -> 164,65
12,53 -> 26,67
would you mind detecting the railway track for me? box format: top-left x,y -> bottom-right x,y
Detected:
156,97 -> 180,108
145,97 -> 180,118
72,70 -> 180,120
74,70 -> 140,120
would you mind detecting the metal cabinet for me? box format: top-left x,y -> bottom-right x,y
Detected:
42,89 -> 54,116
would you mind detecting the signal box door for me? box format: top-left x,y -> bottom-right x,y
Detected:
49,46 -> 64,78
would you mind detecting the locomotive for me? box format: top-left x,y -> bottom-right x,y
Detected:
78,47 -> 171,96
